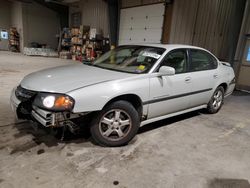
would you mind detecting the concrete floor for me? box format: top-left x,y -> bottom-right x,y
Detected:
1,51 -> 250,188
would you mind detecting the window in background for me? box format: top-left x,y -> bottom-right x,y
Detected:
246,46 -> 250,62
0,31 -> 8,39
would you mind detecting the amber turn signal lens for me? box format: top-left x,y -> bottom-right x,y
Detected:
54,96 -> 73,108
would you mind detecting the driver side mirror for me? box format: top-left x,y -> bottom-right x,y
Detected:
158,66 -> 175,76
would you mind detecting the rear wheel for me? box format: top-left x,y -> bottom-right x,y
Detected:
207,86 -> 225,114
90,100 -> 140,147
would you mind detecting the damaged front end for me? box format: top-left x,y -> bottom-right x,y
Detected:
11,85 -> 85,135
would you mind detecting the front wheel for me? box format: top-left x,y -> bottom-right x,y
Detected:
207,86 -> 225,114
90,100 -> 140,147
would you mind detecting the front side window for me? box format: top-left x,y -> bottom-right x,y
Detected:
92,46 -> 165,74
159,49 -> 187,74
190,50 -> 218,71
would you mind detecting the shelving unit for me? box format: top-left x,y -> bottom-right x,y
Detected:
71,27 -> 83,61
59,25 -> 110,62
9,27 -> 20,52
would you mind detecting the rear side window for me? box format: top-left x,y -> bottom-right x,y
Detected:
190,50 -> 218,71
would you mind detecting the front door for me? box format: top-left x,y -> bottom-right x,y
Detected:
147,49 -> 192,119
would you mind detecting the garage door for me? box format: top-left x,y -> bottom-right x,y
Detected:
118,3 -> 165,45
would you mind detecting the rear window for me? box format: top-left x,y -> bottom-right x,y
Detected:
190,50 -> 218,71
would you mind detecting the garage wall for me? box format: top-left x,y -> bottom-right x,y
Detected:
169,0 -> 241,61
69,0 -> 109,37
7,1 -> 60,52
11,2 -> 24,52
80,0 -> 109,37
121,0 -> 141,7
0,1 -> 11,50
1,1 -> 60,51
235,0 -> 250,90
121,0 -> 165,8
168,0 -> 198,45
69,3 -> 81,27
22,2 -> 60,49
120,0 -> 244,62
235,0 -> 250,64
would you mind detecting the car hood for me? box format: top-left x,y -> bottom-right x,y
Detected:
20,64 -> 133,93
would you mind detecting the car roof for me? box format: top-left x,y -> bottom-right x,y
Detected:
122,43 -> 205,51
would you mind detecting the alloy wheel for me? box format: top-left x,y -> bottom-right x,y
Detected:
99,109 -> 132,141
212,90 -> 223,110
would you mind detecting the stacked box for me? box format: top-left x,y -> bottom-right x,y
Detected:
9,27 -> 20,52
59,25 -> 110,62
71,28 -> 80,36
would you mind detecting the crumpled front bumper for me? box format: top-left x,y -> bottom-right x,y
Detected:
31,106 -> 54,127
10,87 -> 81,128
10,87 -> 54,127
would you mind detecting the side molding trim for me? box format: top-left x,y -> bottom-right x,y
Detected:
143,88 -> 212,105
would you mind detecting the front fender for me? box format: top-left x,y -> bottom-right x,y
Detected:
67,78 -> 150,113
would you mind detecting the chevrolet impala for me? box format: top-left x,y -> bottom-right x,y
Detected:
10,44 -> 235,146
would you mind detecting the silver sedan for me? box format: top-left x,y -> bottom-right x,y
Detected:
10,44 -> 235,146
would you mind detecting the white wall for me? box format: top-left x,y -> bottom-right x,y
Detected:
0,1 -> 11,50
22,2 -> 60,49
1,1 -> 60,52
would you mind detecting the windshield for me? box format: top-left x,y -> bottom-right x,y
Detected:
92,45 -> 165,74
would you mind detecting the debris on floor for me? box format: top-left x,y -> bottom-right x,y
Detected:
23,47 -> 58,57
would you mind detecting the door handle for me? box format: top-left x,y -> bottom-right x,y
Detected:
185,77 -> 191,82
213,74 -> 218,78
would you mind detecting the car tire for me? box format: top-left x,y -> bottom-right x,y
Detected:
90,100 -> 140,147
207,86 -> 225,114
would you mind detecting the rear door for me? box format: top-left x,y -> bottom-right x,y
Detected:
147,49 -> 192,119
187,49 -> 219,107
